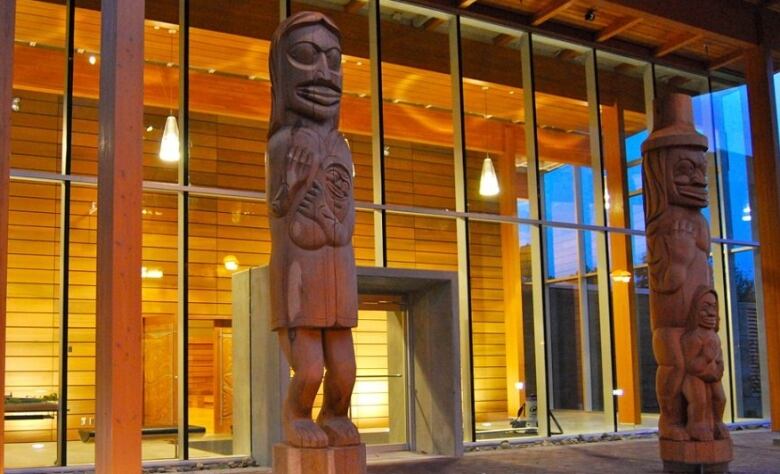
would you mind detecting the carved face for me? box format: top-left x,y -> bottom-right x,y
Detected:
283,24 -> 342,122
696,292 -> 718,330
667,147 -> 708,208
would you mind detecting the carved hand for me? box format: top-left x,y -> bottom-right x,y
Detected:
299,180 -> 335,224
286,145 -> 313,193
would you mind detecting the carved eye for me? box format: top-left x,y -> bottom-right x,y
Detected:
674,159 -> 694,176
288,43 -> 318,66
326,48 -> 341,70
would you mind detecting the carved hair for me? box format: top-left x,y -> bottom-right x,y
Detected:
641,148 -> 669,230
687,285 -> 719,333
268,11 -> 342,138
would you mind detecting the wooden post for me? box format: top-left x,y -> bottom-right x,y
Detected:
601,103 -> 641,425
95,0 -> 145,470
744,43 -> 780,432
0,1 -> 16,468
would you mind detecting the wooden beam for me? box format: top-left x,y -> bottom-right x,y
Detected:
595,16 -> 642,42
459,0 -> 479,8
0,0 -> 16,469
95,0 -> 144,471
493,33 -> 518,47
556,48 -> 581,61
422,17 -> 445,31
343,0 -> 366,14
745,44 -> 780,432
708,49 -> 745,71
531,0 -> 575,26
654,32 -> 703,58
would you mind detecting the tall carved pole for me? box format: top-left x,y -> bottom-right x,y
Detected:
642,94 -> 732,472
266,12 -> 365,474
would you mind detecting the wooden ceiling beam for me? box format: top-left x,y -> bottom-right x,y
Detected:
343,0 -> 367,14
493,33 -> 518,47
596,16 -> 642,42
459,0 -> 479,8
654,32 -> 703,58
531,0 -> 576,27
422,17 -> 446,31
708,49 -> 745,70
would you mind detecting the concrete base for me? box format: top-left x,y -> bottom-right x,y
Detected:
272,443 -> 366,474
660,439 -> 732,473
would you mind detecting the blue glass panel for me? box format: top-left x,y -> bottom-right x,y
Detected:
543,165 -> 576,223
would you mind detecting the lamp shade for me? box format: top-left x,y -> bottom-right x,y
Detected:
159,115 -> 180,162
479,156 -> 500,197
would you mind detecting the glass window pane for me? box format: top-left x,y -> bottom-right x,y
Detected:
5,181 -> 61,468
532,36 -> 593,225
381,5 -> 455,210
187,195 -> 267,457
469,220 -> 537,440
460,19 -> 526,215
11,0 -> 66,173
385,213 -> 457,271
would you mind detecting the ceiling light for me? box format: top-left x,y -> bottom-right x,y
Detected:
77,48 -> 85,54
32,443 -> 45,450
29,41 -> 36,47
88,55 -> 97,65
223,255 -> 239,272
479,156 -> 500,197
159,115 -> 180,162
383,145 -> 390,156
612,388 -> 624,396
585,8 -> 596,21
146,125 -> 154,132
11,97 -> 20,112
356,61 -> 363,66
208,68 -> 216,74
515,381 -> 524,390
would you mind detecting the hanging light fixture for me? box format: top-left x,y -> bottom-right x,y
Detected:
159,115 -> 180,162
479,86 -> 499,197
479,156 -> 499,197
159,32 -> 180,162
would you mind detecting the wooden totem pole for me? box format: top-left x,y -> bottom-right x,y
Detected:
642,94 -> 732,472
266,11 -> 365,474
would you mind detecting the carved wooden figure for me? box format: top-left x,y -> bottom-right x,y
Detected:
642,93 -> 732,471
266,11 -> 362,465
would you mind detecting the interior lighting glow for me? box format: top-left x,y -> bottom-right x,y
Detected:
610,270 -> 632,283
159,115 -> 180,162
742,204 -> 752,222
223,255 -> 240,272
515,381 -> 524,390
479,156 -> 500,196
88,54 -> 97,65
141,266 -> 164,279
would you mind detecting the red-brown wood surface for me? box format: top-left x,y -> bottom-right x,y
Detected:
745,44 -> 780,432
0,1 -> 17,468
95,0 -> 144,470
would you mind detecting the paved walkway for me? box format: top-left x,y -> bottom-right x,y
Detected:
367,429 -> 780,474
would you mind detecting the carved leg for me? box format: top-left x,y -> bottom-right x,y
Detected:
278,328 -> 329,448
682,375 -> 713,441
317,328 -> 360,447
657,365 -> 688,441
711,382 -> 730,440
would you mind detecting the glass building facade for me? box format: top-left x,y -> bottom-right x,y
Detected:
4,0 -> 770,468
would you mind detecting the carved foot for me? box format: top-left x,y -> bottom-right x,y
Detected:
318,415 -> 360,446
660,422 -> 690,441
284,418 -> 329,448
687,422 -> 714,441
714,422 -> 731,440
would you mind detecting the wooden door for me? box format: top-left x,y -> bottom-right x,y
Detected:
143,315 -> 177,427
213,326 -> 233,434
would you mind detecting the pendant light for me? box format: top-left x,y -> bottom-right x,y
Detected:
159,115 -> 180,162
479,86 -> 499,197
159,31 -> 180,162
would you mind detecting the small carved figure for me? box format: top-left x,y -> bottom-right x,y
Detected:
642,94 -> 712,442
681,286 -> 729,442
267,12 -> 359,449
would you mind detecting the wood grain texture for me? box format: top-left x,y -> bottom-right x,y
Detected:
95,0 -> 144,470
0,0 -> 17,466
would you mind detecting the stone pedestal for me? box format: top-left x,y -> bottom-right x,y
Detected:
273,443 -> 366,474
660,439 -> 732,473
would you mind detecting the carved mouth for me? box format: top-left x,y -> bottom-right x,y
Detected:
297,82 -> 341,107
678,185 -> 708,203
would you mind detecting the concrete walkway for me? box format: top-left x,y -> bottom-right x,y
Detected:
367,429 -> 780,474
